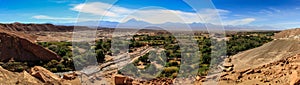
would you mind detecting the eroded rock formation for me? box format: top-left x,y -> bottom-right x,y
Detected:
0,66 -> 80,85
274,28 -> 300,39
0,29 -> 60,61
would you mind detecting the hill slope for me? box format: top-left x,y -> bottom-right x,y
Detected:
231,39 -> 300,70
219,54 -> 300,85
274,28 -> 300,39
215,28 -> 300,85
0,29 -> 60,61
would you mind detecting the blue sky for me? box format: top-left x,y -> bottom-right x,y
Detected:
0,0 -> 300,29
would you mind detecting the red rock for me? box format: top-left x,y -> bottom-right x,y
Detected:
0,29 -> 60,61
112,74 -> 126,85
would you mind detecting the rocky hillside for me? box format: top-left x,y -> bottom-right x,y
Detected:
0,22 -> 90,32
0,29 -> 60,61
230,39 -> 300,71
219,54 -> 300,85
274,28 -> 300,39
203,28 -> 300,85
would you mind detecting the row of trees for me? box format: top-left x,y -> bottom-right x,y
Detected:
130,33 -> 274,77
227,35 -> 273,55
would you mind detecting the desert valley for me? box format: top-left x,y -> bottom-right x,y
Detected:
1,0 -> 300,85
1,23 -> 300,85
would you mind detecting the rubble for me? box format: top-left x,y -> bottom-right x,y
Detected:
218,54 -> 300,85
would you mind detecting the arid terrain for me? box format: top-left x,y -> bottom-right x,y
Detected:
2,0 -> 300,84
1,23 -> 300,85
215,28 -> 300,85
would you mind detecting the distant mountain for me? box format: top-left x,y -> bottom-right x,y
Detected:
116,19 -> 152,28
56,19 -> 280,31
0,22 -> 89,32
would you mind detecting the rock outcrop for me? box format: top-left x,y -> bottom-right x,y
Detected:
274,28 -> 300,39
222,58 -> 234,72
218,54 -> 300,85
0,66 -> 80,85
0,66 -> 42,84
30,66 -> 62,83
0,29 -> 60,61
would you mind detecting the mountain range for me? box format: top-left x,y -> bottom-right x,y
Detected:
56,19 -> 281,31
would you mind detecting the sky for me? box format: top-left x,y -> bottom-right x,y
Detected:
0,0 -> 300,29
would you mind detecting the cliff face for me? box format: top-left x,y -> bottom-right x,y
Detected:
0,22 -> 89,32
0,29 -> 60,61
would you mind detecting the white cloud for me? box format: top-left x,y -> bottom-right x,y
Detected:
224,18 -> 256,25
32,15 -> 75,20
121,9 -> 202,24
269,7 -> 281,13
259,10 -> 274,16
71,2 -> 230,24
50,0 -> 68,3
32,15 -> 98,22
34,2 -> 253,26
49,0 -> 79,4
258,8 -> 281,16
71,2 -> 127,17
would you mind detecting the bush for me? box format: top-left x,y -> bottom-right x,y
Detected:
166,62 -> 179,67
163,67 -> 179,73
162,66 -> 179,77
50,68 -> 57,72
96,49 -> 105,63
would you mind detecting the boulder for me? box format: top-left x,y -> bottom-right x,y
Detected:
223,62 -> 234,68
30,66 -> 61,83
196,76 -> 204,81
0,66 -> 42,84
224,58 -> 231,62
19,71 -> 43,84
112,74 -> 126,85
111,74 -> 135,85
223,67 -> 233,72
63,73 -> 77,80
